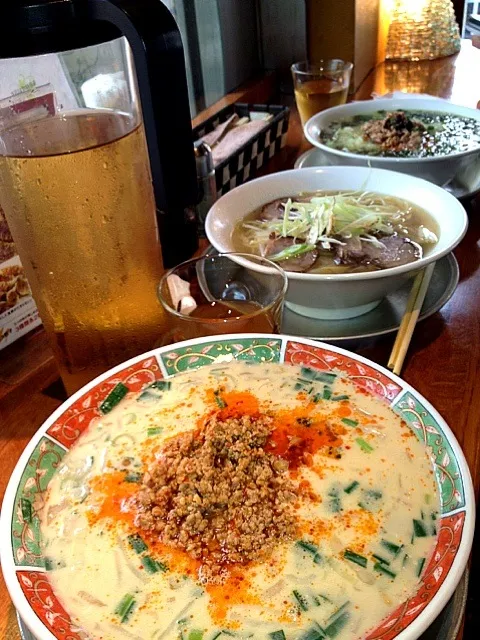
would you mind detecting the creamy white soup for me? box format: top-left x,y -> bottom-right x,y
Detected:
41,362 -> 439,640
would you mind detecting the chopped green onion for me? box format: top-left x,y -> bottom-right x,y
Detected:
147,426 -> 163,437
127,534 -> 148,554
214,390 -> 227,409
372,554 -> 390,565
313,393 -> 322,403
323,386 -> 332,400
137,390 -> 159,403
100,383 -> 128,414
299,625 -> 326,640
314,372 -> 337,384
355,437 -> 373,453
188,631 -> 204,640
343,549 -> 367,568
20,498 -> 32,523
124,471 -> 142,483
325,611 -> 350,638
44,557 -> 54,571
403,553 -> 409,567
365,489 -> 382,499
301,367 -> 317,380
269,243 -> 317,263
147,380 -> 171,391
331,395 -> 349,402
344,481 -> 359,494
114,593 -> 136,623
328,487 -> 342,513
295,540 -> 322,564
326,601 -> 350,624
374,562 -> 396,578
381,540 -> 402,556
296,540 -> 319,554
292,590 -> 309,611
142,555 -> 167,574
417,557 -> 426,577
341,418 -> 358,427
269,632 -> 286,640
413,519 -> 428,538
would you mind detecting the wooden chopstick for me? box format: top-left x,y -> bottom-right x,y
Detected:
387,262 -> 436,376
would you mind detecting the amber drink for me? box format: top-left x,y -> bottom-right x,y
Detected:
0,111 -> 167,394
157,253 -> 287,344
292,60 -> 353,127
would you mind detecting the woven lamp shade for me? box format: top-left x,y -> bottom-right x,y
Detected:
386,0 -> 461,61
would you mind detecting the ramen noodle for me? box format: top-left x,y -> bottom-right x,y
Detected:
41,362 -> 439,640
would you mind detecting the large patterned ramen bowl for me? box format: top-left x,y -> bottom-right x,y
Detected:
0,334 -> 474,640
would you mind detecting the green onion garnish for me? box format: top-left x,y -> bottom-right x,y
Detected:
147,380 -> 171,391
296,540 -> 319,554
299,625 -> 326,640
300,367 -> 317,380
331,395 -> 349,402
413,519 -> 428,538
295,540 -> 322,564
328,487 -> 342,513
323,386 -> 332,400
374,562 -> 396,578
355,437 -> 373,453
188,631 -> 204,640
269,243 -> 317,263
114,593 -> 136,623
147,426 -> 163,437
417,557 -> 426,577
326,601 -> 350,624
325,611 -> 350,638
124,472 -> 142,483
343,549 -> 367,568
214,390 -> 227,408
381,540 -> 402,556
293,590 -> 309,611
344,481 -> 359,494
341,418 -> 358,427
100,383 -> 128,414
269,632 -> 286,640
127,534 -> 148,554
315,372 -> 337,384
142,555 -> 167,574
372,554 -> 390,565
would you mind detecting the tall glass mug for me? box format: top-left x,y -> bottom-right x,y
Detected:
0,39 -> 167,395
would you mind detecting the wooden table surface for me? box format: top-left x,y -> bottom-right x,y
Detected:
2,40 -> 480,640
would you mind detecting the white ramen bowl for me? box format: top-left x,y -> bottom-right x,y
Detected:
304,97 -> 480,189
0,334 -> 475,640
205,167 -> 468,319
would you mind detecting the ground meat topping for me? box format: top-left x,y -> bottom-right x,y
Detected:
362,110 -> 425,153
135,413 -> 297,583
